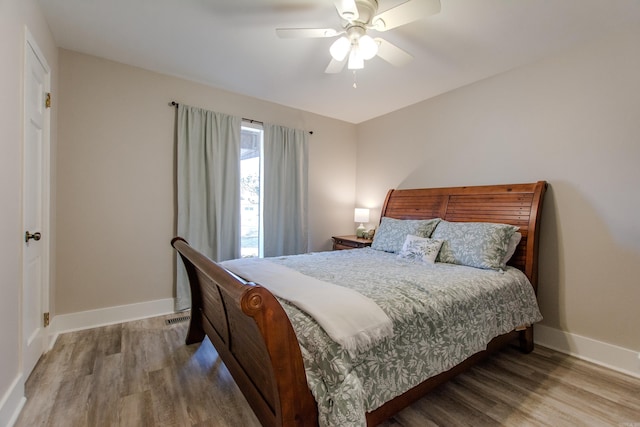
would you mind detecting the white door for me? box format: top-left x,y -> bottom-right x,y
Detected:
23,32 -> 50,377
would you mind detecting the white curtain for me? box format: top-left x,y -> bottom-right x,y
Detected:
263,123 -> 309,257
175,104 -> 241,311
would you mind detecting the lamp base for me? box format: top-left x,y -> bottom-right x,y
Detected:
356,223 -> 366,238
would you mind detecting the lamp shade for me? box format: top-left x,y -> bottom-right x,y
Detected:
354,208 -> 370,223
347,48 -> 364,70
330,36 -> 351,61
359,35 -> 378,60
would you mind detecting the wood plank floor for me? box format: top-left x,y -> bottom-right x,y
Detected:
15,314 -> 640,426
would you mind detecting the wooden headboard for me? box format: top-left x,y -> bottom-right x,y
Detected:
380,181 -> 547,291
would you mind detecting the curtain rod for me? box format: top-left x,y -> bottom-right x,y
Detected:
170,101 -> 313,134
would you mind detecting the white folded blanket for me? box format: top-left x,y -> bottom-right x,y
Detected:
221,258 -> 394,353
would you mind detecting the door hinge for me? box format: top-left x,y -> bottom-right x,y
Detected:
45,92 -> 51,109
43,312 -> 50,328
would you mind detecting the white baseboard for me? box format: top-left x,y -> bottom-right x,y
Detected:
42,303 -> 640,379
49,298 -> 176,348
535,324 -> 640,379
0,374 -> 26,427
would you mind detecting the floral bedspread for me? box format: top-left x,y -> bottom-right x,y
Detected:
265,248 -> 542,426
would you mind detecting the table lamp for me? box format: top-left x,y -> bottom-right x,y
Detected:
354,208 -> 370,237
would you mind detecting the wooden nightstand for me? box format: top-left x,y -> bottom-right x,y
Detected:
332,235 -> 373,250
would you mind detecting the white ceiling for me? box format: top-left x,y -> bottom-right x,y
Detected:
39,0 -> 640,124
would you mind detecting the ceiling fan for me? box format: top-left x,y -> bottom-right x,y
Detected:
276,0 -> 441,74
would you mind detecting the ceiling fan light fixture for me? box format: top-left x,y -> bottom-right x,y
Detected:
359,35 -> 378,60
330,36 -> 351,61
348,48 -> 364,70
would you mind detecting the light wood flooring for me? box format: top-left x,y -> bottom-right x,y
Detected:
15,314 -> 640,426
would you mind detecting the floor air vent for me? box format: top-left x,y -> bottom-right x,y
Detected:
166,315 -> 191,325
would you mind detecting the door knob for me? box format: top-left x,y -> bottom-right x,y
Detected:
25,231 -> 42,242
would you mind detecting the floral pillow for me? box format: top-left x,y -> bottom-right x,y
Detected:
502,232 -> 522,267
397,235 -> 444,264
371,217 -> 441,253
431,220 -> 519,270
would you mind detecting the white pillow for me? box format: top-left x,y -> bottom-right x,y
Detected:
397,235 -> 444,264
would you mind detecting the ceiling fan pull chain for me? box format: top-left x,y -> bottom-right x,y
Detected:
353,70 -> 357,89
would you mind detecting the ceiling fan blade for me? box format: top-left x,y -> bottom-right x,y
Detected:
374,38 -> 413,67
325,57 -> 347,74
372,0 -> 441,32
334,0 -> 359,21
276,28 -> 340,38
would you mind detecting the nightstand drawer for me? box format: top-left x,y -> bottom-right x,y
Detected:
332,235 -> 373,250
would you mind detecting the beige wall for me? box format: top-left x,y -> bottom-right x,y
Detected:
356,28 -> 640,351
0,0 -> 58,422
56,49 -> 357,315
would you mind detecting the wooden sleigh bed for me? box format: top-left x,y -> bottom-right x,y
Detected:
171,181 -> 547,426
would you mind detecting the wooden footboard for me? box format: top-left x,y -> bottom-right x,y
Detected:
172,237 -> 318,427
172,181 -> 546,426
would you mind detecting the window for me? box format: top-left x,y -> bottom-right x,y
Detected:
240,123 -> 263,257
